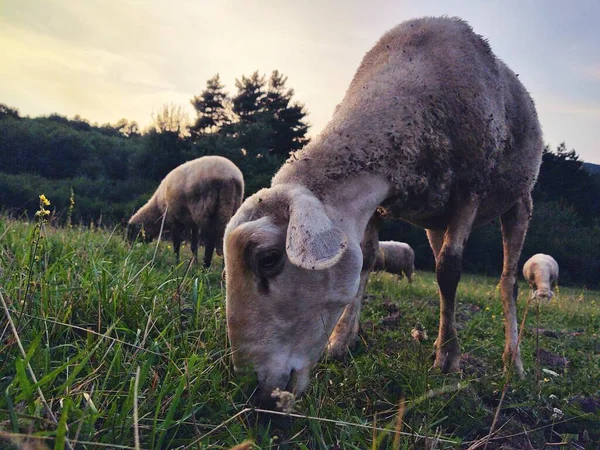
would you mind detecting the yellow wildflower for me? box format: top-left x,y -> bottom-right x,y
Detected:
35,209 -> 50,217
543,378 -> 550,382
39,194 -> 51,206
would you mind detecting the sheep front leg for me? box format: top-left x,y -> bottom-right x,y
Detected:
499,195 -> 532,378
172,223 -> 185,264
327,211 -> 380,359
327,272 -> 368,359
433,195 -> 479,373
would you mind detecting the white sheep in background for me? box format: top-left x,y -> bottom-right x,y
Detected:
129,156 -> 244,267
373,241 -> 415,282
224,16 -> 543,405
523,253 -> 559,301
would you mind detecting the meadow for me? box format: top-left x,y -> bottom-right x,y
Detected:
0,215 -> 598,449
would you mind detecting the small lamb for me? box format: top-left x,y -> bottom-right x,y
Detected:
373,241 -> 415,282
522,253 -> 559,301
129,156 -> 244,267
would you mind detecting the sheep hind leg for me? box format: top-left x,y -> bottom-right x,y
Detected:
405,265 -> 414,283
499,194 -> 532,378
433,195 -> 479,373
202,235 -> 216,269
190,225 -> 200,264
426,229 -> 444,264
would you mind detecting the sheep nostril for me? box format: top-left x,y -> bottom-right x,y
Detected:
285,369 -> 297,392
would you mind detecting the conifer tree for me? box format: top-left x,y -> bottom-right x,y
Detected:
263,70 -> 309,157
232,71 -> 266,122
190,74 -> 230,138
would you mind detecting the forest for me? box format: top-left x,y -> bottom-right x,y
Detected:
1,71 -> 599,287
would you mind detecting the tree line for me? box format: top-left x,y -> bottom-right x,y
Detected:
0,70 -> 308,219
1,75 -> 599,287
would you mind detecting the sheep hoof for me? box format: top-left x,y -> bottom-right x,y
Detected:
432,352 -> 461,374
326,341 -> 351,360
432,339 -> 461,373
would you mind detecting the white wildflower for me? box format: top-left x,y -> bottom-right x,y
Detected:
411,324 -> 428,342
271,388 -> 296,413
550,407 -> 564,421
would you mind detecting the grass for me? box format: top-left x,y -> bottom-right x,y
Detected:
0,214 -> 599,449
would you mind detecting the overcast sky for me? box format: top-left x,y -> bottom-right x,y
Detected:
1,0 -> 599,163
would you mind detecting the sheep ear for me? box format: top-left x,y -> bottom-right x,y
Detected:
285,194 -> 348,270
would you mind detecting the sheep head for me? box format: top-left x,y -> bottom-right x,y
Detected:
127,217 -> 161,243
532,288 -> 554,301
224,184 -> 363,407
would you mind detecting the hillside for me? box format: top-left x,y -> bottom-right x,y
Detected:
583,162 -> 600,175
1,216 -> 598,448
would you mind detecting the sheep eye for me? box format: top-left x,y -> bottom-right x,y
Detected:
257,250 -> 281,270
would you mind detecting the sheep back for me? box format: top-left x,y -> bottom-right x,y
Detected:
130,156 -> 243,238
273,16 -> 543,229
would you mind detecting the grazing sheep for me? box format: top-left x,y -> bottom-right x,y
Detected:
523,254 -> 559,301
224,16 -> 543,405
129,156 -> 244,267
373,241 -> 415,282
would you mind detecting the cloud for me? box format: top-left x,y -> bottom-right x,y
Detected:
538,95 -> 600,117
584,66 -> 600,81
0,15 -> 183,125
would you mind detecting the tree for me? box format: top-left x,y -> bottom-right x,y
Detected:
229,70 -> 309,159
0,103 -> 20,120
232,71 -> 266,122
112,118 -> 141,138
139,104 -> 191,180
151,103 -> 189,137
533,143 -> 600,224
190,74 -> 231,138
262,70 -> 310,157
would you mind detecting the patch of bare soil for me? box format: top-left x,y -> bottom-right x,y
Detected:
535,347 -> 569,371
381,299 -> 400,313
380,311 -> 402,328
456,303 -> 482,329
571,395 -> 600,415
529,327 -> 585,338
460,353 -> 487,377
375,298 -> 403,329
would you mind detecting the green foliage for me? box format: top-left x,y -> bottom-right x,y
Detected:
0,172 -> 155,224
0,111 -> 144,181
134,130 -> 190,182
534,143 -> 600,225
0,217 -> 598,448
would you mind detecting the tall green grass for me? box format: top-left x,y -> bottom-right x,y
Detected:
1,215 -> 598,449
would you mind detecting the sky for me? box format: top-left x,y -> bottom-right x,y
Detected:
1,0 -> 599,163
